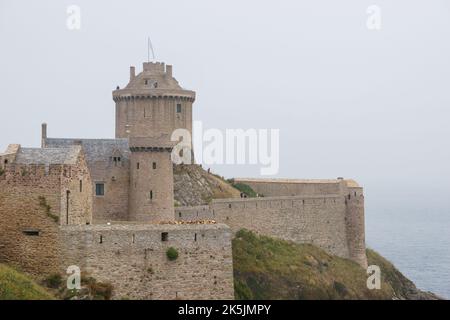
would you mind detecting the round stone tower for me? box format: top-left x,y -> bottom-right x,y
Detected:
113,62 -> 195,147
128,137 -> 175,222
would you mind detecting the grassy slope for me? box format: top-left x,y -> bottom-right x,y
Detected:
233,229 -> 435,300
0,264 -> 54,300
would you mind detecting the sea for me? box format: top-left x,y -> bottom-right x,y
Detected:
366,206 -> 450,299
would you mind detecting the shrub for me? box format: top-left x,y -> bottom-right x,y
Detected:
88,281 -> 113,300
232,183 -> 257,198
44,273 -> 63,289
166,247 -> 179,261
38,196 -> 59,223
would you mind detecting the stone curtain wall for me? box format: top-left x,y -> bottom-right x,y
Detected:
60,223 -> 234,300
0,164 -> 63,276
210,196 -> 351,259
176,191 -> 368,267
234,179 -> 342,197
175,205 -> 213,221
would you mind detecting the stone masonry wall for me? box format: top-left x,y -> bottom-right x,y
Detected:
61,152 -> 93,225
210,196 -> 351,259
0,165 -> 63,276
176,192 -> 368,267
90,158 -> 129,223
234,179 -> 342,197
129,151 -> 174,222
60,223 -> 234,300
0,160 -> 94,276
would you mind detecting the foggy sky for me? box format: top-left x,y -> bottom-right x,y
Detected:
1,0 -> 450,222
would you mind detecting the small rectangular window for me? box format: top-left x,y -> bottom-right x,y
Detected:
137,162 -> 140,170
149,190 -> 153,200
23,230 -> 40,236
176,103 -> 182,113
79,180 -> 83,192
152,162 -> 156,169
95,183 -> 105,196
161,232 -> 168,241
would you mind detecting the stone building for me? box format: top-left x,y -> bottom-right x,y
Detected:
0,61 -> 367,300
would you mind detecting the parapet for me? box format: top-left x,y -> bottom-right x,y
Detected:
128,136 -> 177,151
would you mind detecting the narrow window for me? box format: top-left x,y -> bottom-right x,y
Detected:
23,230 -> 40,236
137,162 -> 140,170
4,159 -> 8,164
178,212 -> 182,218
79,180 -> 83,192
99,235 -> 103,244
228,204 -> 232,209
95,183 -> 105,196
152,162 -> 156,169
144,79 -> 148,85
66,190 -> 70,225
161,232 -> 168,241
194,233 -> 197,242
154,82 -> 158,88
132,234 -> 135,244
176,103 -> 182,113
149,190 -> 153,200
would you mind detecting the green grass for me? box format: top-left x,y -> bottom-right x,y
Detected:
232,229 -> 398,300
231,183 -> 257,198
0,264 -> 55,300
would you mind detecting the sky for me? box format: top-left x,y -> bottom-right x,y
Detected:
1,0 -> 450,221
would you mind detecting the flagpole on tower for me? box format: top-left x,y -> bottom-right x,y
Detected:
147,37 -> 155,62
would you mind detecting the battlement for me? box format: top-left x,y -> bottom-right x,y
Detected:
142,61 -> 166,74
3,163 -> 75,179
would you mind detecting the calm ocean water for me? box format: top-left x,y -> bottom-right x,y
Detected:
366,208 -> 450,299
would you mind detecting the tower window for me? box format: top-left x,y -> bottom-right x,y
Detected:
152,162 -> 156,169
4,159 -> 8,164
79,180 -> 83,192
176,103 -> 182,113
137,162 -> 140,170
23,229 -> 40,236
144,79 -> 148,85
95,183 -> 105,196
161,232 -> 168,241
149,190 -> 153,200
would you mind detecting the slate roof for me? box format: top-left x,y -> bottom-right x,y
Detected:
15,146 -> 81,165
44,138 -> 130,166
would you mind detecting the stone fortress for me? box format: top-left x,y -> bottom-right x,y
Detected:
0,61 -> 366,299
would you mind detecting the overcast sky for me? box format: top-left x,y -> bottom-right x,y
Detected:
1,0 -> 450,219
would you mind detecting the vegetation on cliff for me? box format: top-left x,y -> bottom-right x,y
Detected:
0,264 -> 54,300
227,180 -> 258,198
173,164 -> 241,206
232,229 -> 440,300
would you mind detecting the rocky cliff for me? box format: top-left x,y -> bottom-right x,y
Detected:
173,164 -> 241,206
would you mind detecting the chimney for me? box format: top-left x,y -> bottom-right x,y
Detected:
41,123 -> 47,148
130,66 -> 136,81
166,65 -> 173,78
